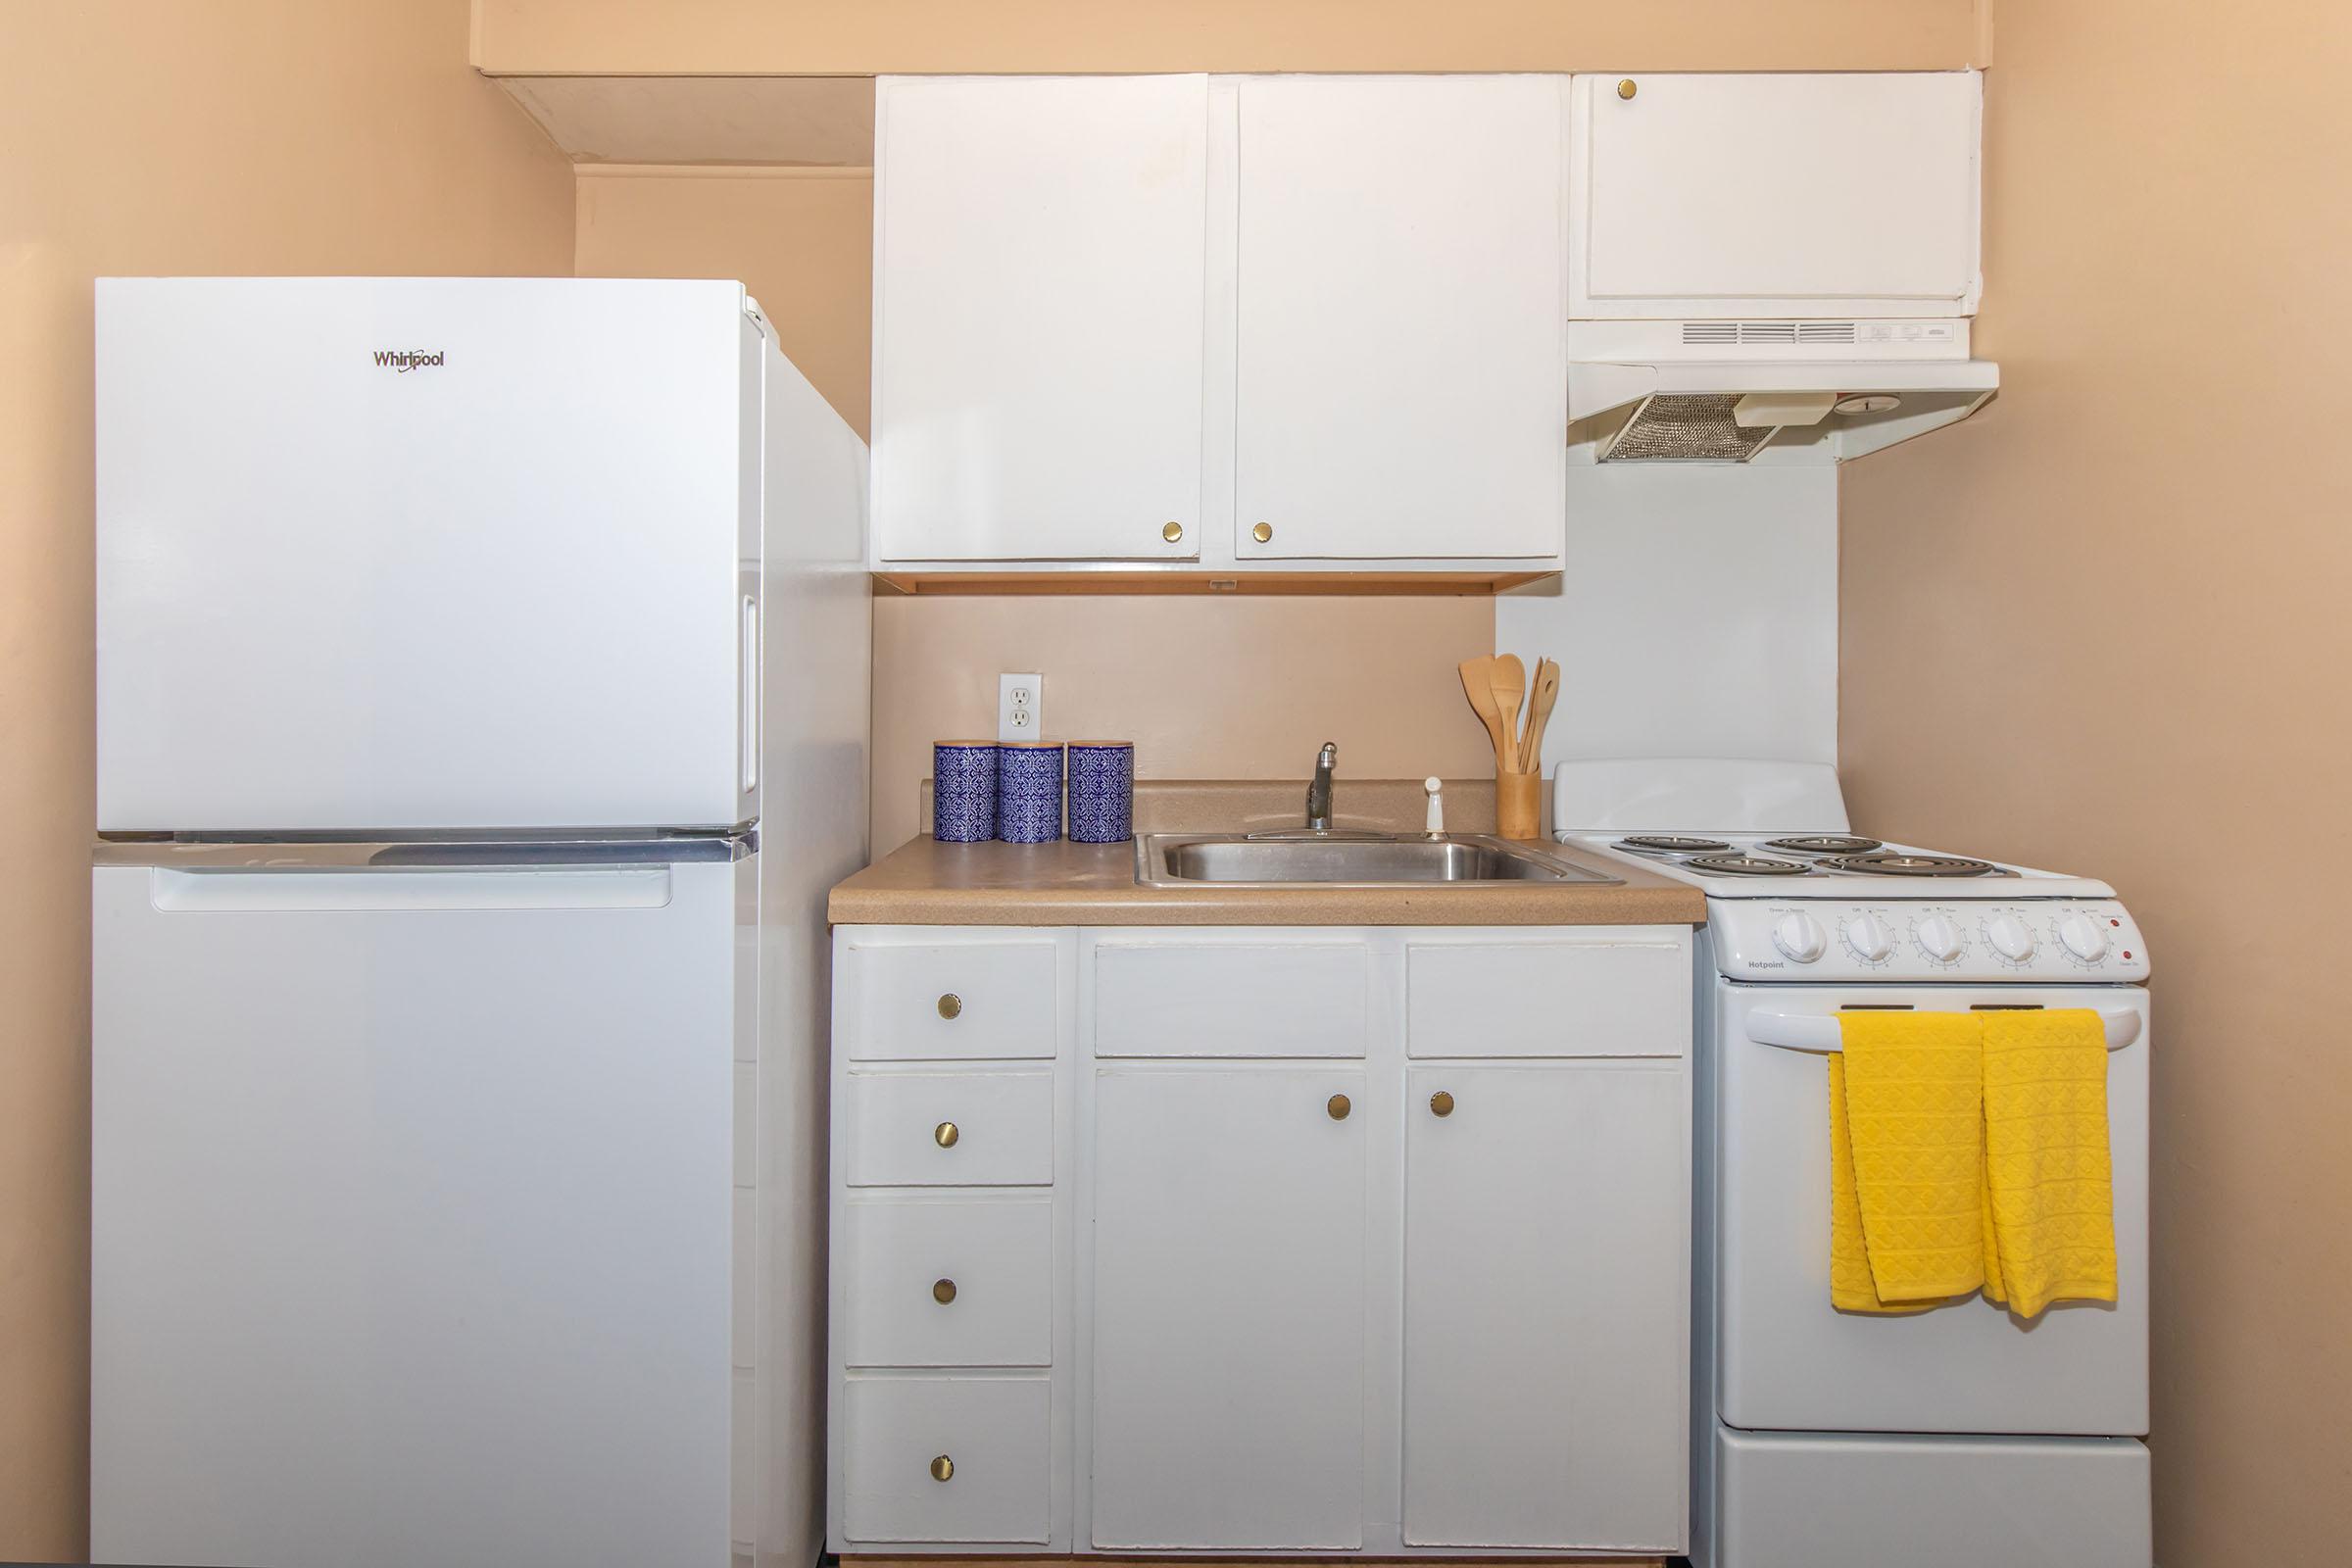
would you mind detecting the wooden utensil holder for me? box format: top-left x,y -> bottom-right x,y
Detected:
1495,771 -> 1542,841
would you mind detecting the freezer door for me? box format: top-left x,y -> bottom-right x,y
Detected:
1712,983 -> 2150,1437
96,277 -> 761,832
91,854 -> 750,1568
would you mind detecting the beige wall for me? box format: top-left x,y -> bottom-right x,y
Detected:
870,595 -> 1499,850
575,168 -> 875,439
0,4 -> 574,1558
475,0 -> 1980,74
1839,3 -> 2352,1563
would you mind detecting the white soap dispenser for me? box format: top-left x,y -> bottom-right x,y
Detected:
1424,776 -> 1445,837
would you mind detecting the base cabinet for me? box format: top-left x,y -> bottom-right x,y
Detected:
829,924 -> 1692,1557
1402,1063 -> 1689,1549
1091,1065 -> 1370,1549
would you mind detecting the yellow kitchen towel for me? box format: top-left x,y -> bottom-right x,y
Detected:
1829,1010 -> 1988,1312
1980,1007 -> 2119,1318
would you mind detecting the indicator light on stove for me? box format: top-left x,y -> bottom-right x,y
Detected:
1844,911 -> 1893,962
1985,912 -> 2037,963
2058,911 -> 2111,963
1915,913 -> 1964,962
1772,912 -> 1827,962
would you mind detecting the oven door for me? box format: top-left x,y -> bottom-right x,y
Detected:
1711,982 -> 2149,1437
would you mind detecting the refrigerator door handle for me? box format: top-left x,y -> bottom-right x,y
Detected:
148,865 -> 677,913
93,835 -> 753,870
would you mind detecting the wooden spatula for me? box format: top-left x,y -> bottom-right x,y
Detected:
1519,659 -> 1560,773
1490,655 -> 1526,772
1457,658 -> 1512,768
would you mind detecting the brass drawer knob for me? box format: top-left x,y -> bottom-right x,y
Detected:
1617,77 -> 1638,99
1162,520 -> 1184,543
1327,1093 -> 1351,1121
937,993 -> 961,1020
1252,521 -> 1273,544
933,1277 -> 957,1304
1430,1090 -> 1455,1118
930,1454 -> 955,1483
934,1120 -> 959,1149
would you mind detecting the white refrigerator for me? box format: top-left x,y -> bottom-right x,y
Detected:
89,277 -> 869,1568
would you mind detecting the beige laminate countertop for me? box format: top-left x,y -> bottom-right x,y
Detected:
827,834 -> 1704,927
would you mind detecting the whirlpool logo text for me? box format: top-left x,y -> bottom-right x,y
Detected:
372,350 -> 445,372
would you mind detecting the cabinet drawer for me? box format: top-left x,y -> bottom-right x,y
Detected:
843,936 -> 1060,1061
841,1375 -> 1053,1544
840,1195 -> 1054,1368
1406,933 -> 1689,1057
1092,937 -> 1370,1057
846,1070 -> 1055,1187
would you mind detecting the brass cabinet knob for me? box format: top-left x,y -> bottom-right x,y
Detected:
937,993 -> 962,1020
1162,520 -> 1184,543
930,1454 -> 955,1483
1617,77 -> 1638,99
934,1121 -> 959,1149
1252,521 -> 1273,544
1430,1090 -> 1455,1118
933,1277 -> 957,1304
1327,1093 -> 1351,1121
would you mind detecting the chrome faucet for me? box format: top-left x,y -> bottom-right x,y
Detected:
1305,742 -> 1338,831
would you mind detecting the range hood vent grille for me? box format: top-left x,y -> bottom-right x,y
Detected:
1598,394 -> 1780,464
1680,319 -> 1860,347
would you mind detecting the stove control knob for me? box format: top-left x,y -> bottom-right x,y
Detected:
1844,911 -> 1893,963
1772,912 -> 1827,963
2058,911 -> 2111,963
1915,913 -> 1965,963
1986,912 -> 2037,963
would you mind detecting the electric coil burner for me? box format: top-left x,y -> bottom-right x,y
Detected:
1684,854 -> 1813,877
1762,835 -> 1883,856
1616,835 -> 1732,854
1820,851 -> 1999,878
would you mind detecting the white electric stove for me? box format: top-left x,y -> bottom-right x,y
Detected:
1554,759 -> 2155,1568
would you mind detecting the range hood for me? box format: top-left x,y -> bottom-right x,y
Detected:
1566,318 -> 1998,465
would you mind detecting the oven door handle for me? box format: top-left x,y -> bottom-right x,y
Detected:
1746,1007 -> 2143,1054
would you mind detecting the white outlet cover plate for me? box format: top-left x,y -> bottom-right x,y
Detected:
998,672 -> 1043,743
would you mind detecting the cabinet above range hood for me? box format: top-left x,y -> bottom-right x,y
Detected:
1567,318 -> 1999,465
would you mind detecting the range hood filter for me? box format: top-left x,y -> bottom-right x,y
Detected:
1598,394 -> 1780,463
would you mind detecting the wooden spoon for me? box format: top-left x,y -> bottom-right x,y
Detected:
1457,658 -> 1512,769
1519,658 -> 1560,773
1490,655 -> 1526,773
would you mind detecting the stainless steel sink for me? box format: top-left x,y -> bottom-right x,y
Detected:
1133,832 -> 1621,889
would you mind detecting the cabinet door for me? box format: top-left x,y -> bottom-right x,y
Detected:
1572,72 -> 1981,318
1090,1065 -> 1367,1548
1401,1062 -> 1688,1551
872,75 -> 1207,563
1233,75 -> 1567,562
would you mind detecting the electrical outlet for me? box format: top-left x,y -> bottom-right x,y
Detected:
999,672 -> 1043,742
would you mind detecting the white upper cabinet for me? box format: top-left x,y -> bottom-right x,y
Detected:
1570,72 -> 1982,319
872,75 -> 1208,563
871,73 -> 1571,572
1232,76 -> 1568,562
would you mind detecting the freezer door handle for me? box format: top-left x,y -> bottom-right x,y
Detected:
740,595 -> 760,795
1746,1006 -> 2143,1054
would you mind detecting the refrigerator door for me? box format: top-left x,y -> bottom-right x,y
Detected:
96,277 -> 761,833
91,848 -> 753,1568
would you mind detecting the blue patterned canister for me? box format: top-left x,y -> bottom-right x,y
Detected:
932,741 -> 999,842
995,742 -> 1065,844
1065,741 -> 1135,844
